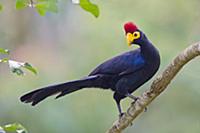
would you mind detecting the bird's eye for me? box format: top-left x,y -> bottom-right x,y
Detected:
133,33 -> 138,37
133,31 -> 140,39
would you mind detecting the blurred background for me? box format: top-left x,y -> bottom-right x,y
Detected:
0,0 -> 200,133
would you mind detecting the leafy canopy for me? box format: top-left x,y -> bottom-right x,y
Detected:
13,0 -> 99,17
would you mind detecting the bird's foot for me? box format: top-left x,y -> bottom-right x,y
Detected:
119,112 -> 125,119
130,97 -> 147,112
131,96 -> 140,105
126,93 -> 139,102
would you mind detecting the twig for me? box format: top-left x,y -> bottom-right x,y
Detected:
106,42 -> 200,133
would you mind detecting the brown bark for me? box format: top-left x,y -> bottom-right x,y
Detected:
106,42 -> 200,133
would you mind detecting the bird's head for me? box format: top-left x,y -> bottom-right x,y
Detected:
124,22 -> 146,46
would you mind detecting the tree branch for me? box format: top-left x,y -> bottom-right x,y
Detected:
106,42 -> 200,133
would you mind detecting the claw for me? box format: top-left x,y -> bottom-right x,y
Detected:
129,96 -> 147,112
119,112 -> 125,118
129,121 -> 133,126
131,97 -> 139,105
126,93 -> 139,101
144,107 -> 147,112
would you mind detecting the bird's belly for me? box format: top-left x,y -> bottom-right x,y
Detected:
126,65 -> 158,93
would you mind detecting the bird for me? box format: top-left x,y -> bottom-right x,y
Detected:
20,22 -> 160,116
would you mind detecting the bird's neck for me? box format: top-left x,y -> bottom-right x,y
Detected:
139,38 -> 159,61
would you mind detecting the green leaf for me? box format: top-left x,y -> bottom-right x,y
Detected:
23,62 -> 37,75
8,60 -> 37,76
0,48 -> 9,54
8,60 -> 25,76
0,3 -> 3,12
35,2 -> 47,16
12,68 -> 25,76
80,0 -> 99,18
35,0 -> 58,16
3,123 -> 28,133
0,48 -> 37,76
0,58 -> 9,63
16,0 -> 29,10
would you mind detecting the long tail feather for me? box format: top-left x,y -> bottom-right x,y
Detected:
20,75 -> 100,106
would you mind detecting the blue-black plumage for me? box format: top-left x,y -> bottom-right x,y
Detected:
20,22 -> 160,116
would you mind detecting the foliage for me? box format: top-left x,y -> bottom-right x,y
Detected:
0,48 -> 37,76
35,0 -> 58,16
13,0 -> 100,17
1,0 -> 100,16
78,0 -> 99,17
15,0 -> 30,10
15,0 -> 58,16
0,123 -> 28,133
0,3 -> 3,12
0,48 -> 9,54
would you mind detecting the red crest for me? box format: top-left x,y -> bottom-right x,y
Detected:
124,22 -> 138,34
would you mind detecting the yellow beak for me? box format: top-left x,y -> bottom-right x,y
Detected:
126,33 -> 134,46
